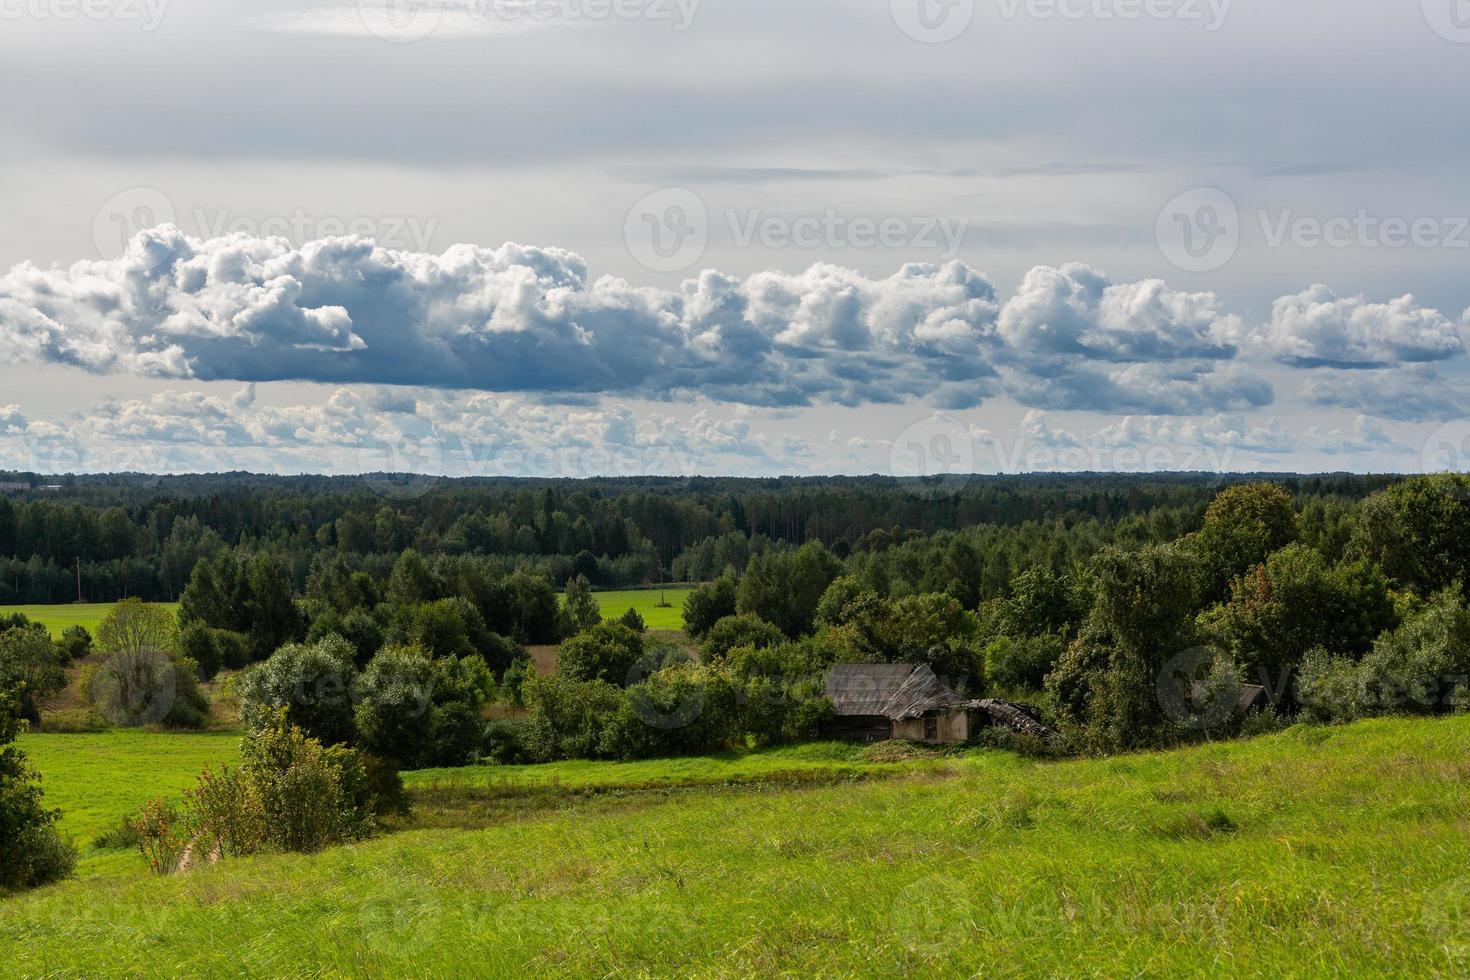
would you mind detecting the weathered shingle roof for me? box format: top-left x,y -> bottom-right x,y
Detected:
825,663 -> 919,717
825,663 -> 962,720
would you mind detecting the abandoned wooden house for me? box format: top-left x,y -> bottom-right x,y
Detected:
821,663 -> 1055,744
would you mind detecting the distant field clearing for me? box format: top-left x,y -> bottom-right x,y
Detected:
0,602 -> 181,637
587,586 -> 694,631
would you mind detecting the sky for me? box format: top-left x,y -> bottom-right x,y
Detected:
1,0 -> 1469,480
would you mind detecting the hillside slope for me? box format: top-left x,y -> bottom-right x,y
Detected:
7,718 -> 1470,976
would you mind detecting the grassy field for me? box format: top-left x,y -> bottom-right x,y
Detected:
1,602 -> 180,638
5,593 -> 683,637
588,585 -> 694,631
8,717 -> 1470,975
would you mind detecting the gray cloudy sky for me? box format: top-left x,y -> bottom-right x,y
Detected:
1,0 -> 1469,478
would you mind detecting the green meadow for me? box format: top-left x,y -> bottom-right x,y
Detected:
8,716 -> 1470,976
2,603 -> 181,638
588,586 -> 694,631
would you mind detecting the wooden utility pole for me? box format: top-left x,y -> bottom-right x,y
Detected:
75,556 -> 82,604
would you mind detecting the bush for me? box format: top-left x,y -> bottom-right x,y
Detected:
556,623 -> 645,687
354,646 -> 493,768
0,625 -> 66,724
237,710 -> 376,853
134,711 -> 386,869
682,574 -> 738,638
56,625 -> 92,662
180,622 -> 223,682
1309,591 -> 1470,721
213,629 -> 253,671
520,674 -> 626,761
87,649 -> 210,729
0,690 -> 76,890
617,607 -> 646,633
237,634 -> 358,746
307,608 -> 383,668
701,613 -> 784,664
482,718 -> 537,764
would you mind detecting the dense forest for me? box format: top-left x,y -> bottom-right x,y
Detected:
0,471 -> 1397,605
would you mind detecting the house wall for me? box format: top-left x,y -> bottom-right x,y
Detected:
937,709 -> 969,744
892,718 -> 925,741
893,710 -> 970,744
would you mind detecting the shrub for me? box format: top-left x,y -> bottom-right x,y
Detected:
482,718 -> 537,764
556,622 -> 645,687
701,613 -> 784,664
354,646 -> 492,768
56,625 -> 93,662
1291,591 -> 1470,724
134,798 -> 188,875
237,634 -> 358,746
617,607 -> 646,633
521,674 -> 626,761
185,765 -> 266,859
601,661 -> 741,760
213,629 -> 253,671
239,710 -> 375,853
0,626 -> 66,724
180,622 -> 224,682
0,689 -> 76,890
135,711 -> 386,869
682,573 -> 739,638
87,649 -> 209,729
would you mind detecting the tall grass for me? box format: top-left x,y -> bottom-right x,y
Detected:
7,717 -> 1470,975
